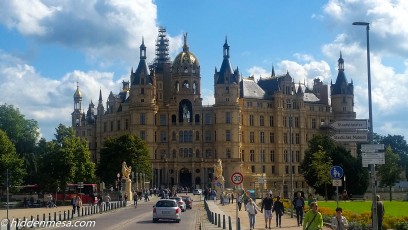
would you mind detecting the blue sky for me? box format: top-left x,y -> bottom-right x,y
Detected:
0,0 -> 407,141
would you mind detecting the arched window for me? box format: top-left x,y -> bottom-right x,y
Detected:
183,80 -> 189,88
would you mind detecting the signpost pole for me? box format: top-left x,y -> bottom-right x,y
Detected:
231,172 -> 243,230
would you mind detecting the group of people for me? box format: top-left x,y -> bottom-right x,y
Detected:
233,190 -> 385,230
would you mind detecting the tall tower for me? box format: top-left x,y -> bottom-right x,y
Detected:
331,52 -> 356,120
72,82 -> 82,127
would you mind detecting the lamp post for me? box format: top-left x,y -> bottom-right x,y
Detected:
352,21 -> 377,230
289,93 -> 294,218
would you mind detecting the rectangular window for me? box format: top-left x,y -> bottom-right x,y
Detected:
205,130 -> 212,142
296,151 -> 300,162
283,116 -> 287,127
205,113 -> 212,124
262,165 -> 266,173
160,131 -> 167,142
251,165 -> 255,173
140,131 -> 146,140
270,150 -> 275,162
159,114 -> 166,126
260,115 -> 264,126
312,118 -> 316,129
250,150 -> 255,162
260,132 -> 265,144
296,133 -> 300,144
125,119 -> 129,130
226,130 -> 231,141
140,113 -> 146,125
249,132 -> 255,143
117,120 -> 121,131
269,116 -> 274,127
284,133 -> 288,144
103,122 -> 107,132
284,150 -> 288,162
271,166 -> 275,174
226,112 -> 231,124
249,115 -> 254,126
285,166 -> 289,174
295,117 -> 299,128
110,121 -> 114,131
269,132 -> 275,144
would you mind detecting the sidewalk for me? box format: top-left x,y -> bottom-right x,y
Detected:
206,199 -> 331,230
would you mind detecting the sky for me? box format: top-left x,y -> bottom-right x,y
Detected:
0,0 -> 407,141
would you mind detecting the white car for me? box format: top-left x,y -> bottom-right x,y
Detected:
169,197 -> 186,212
153,199 -> 181,223
193,189 -> 202,195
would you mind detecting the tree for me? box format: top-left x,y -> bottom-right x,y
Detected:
377,146 -> 402,201
0,129 -> 26,190
374,134 -> 408,179
0,104 -> 40,184
97,134 -> 151,187
37,124 -> 96,192
305,145 -> 332,200
301,134 -> 369,198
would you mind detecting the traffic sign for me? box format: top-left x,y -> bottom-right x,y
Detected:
361,144 -> 384,153
231,172 -> 244,185
78,182 -> 84,188
330,166 -> 344,179
362,152 -> 385,159
362,158 -> 385,165
332,179 -> 342,187
330,133 -> 367,142
329,119 -> 368,130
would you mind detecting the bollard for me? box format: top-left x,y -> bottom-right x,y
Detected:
48,213 -> 51,221
15,218 -> 19,230
228,216 -> 232,230
54,212 -> 56,221
59,211 -> 61,221
218,213 -> 221,227
64,211 -> 66,220
37,215 -> 39,222
30,216 -> 33,228
43,213 -> 45,221
237,217 -> 241,230
212,212 -> 215,224
214,212 -> 217,225
223,214 -> 226,229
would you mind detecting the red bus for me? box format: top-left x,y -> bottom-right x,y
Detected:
57,183 -> 98,204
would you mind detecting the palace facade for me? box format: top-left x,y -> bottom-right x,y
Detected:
71,28 -> 356,196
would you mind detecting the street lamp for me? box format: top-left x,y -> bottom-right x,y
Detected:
352,21 -> 378,230
289,91 -> 294,218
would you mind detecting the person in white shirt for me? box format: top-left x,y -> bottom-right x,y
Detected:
246,198 -> 262,230
331,207 -> 348,230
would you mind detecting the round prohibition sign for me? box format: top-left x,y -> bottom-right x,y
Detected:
231,172 -> 244,185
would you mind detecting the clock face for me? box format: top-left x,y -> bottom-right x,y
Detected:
183,55 -> 188,61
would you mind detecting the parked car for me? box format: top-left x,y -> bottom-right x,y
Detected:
153,199 -> 181,223
193,189 -> 202,195
169,197 -> 186,212
180,195 -> 192,209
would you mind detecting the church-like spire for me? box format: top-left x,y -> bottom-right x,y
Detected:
140,36 -> 146,60
182,33 -> 189,52
271,65 -> 275,77
223,36 -> 230,59
338,50 -> 344,71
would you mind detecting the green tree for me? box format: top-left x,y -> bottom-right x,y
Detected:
374,134 -> 408,179
0,129 -> 26,190
37,124 -> 96,192
0,104 -> 40,184
97,134 -> 151,187
309,145 -> 332,200
377,146 -> 402,201
301,134 -> 369,198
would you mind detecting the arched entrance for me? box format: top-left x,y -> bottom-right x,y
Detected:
179,168 -> 192,187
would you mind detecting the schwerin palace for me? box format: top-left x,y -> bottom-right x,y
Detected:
71,27 -> 356,197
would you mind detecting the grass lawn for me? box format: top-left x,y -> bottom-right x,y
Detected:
317,200 -> 408,217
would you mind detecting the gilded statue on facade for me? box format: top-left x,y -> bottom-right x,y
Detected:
122,161 -> 132,180
215,158 -> 223,179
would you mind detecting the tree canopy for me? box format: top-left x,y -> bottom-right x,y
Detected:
377,146 -> 402,200
301,134 -> 369,198
97,133 -> 151,187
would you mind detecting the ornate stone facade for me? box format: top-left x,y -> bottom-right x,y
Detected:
71,28 -> 356,197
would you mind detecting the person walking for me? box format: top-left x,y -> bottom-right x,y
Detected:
104,193 -> 111,209
76,195 -> 82,216
261,193 -> 274,229
272,196 -> 284,228
293,192 -> 305,226
372,195 -> 385,230
246,198 -> 262,230
237,193 -> 243,211
124,192 -> 128,206
231,193 -> 234,204
303,202 -> 323,230
331,207 -> 348,230
133,191 -> 138,208
71,195 -> 77,215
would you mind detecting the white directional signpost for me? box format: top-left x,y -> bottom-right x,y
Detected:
362,144 -> 385,167
231,172 -> 244,230
329,119 -> 368,142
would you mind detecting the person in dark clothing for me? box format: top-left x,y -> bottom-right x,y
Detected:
261,193 -> 274,229
272,196 -> 284,227
293,192 -> 305,226
372,195 -> 385,230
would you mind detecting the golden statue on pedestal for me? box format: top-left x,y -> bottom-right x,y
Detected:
122,161 -> 132,180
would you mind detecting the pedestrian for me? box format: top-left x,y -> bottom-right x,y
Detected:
76,195 -> 82,216
231,193 -> 234,204
97,195 -> 103,212
302,202 -> 323,230
371,195 -> 385,230
242,190 -> 250,211
71,195 -> 77,214
293,192 -> 305,226
331,207 -> 348,230
124,192 -> 128,205
133,191 -> 138,208
272,196 -> 284,228
261,193 -> 274,229
237,193 -> 243,211
104,193 -> 111,208
246,198 -> 262,230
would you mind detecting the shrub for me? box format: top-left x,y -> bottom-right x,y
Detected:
394,221 -> 408,230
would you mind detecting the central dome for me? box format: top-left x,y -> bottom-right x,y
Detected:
172,33 -> 200,73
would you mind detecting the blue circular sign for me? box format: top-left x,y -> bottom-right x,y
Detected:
330,166 -> 344,179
